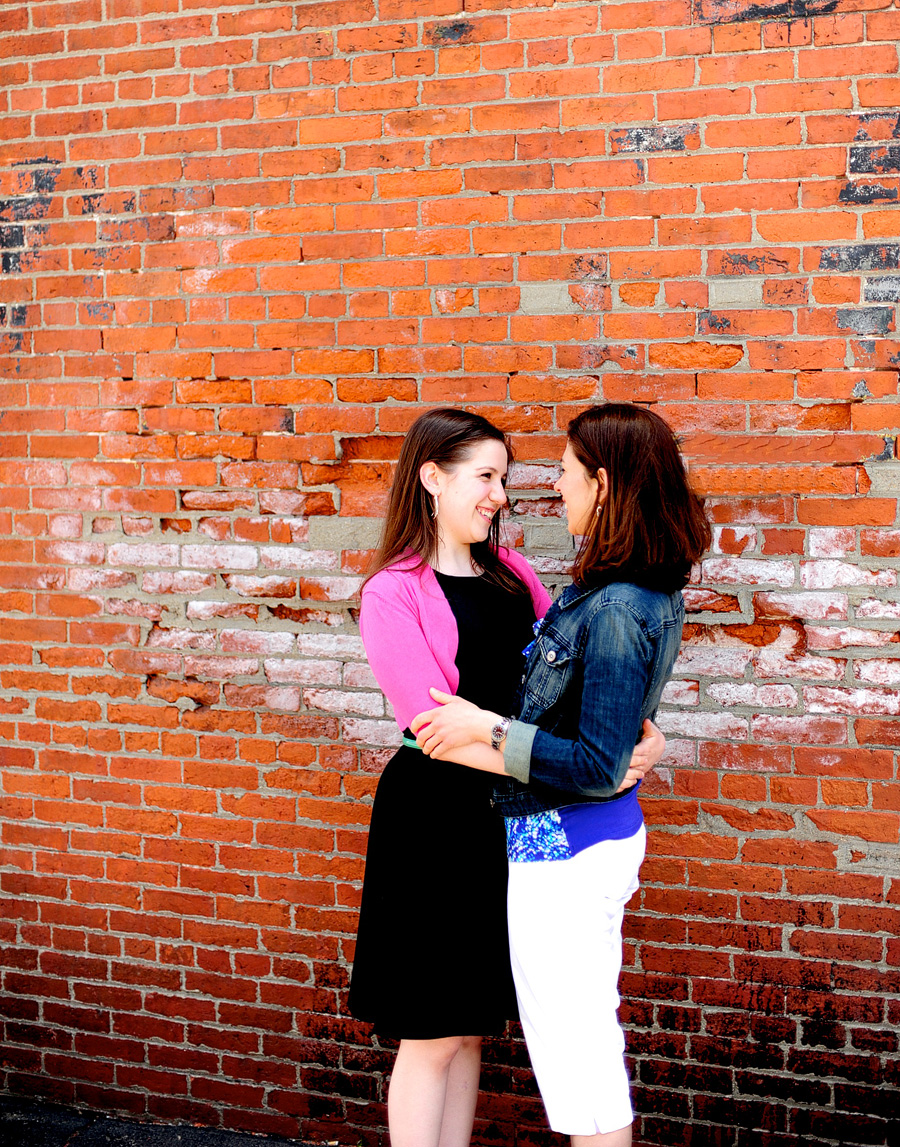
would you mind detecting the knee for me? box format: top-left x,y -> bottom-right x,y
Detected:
399,1035 -> 479,1071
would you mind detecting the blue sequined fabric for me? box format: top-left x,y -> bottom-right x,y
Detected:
505,809 -> 572,863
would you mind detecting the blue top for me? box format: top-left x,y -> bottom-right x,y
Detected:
505,785 -> 644,863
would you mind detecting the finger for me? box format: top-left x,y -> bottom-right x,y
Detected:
411,708 -> 442,733
428,688 -> 453,703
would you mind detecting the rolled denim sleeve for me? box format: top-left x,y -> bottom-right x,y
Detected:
510,601 -> 653,798
502,719 -> 538,784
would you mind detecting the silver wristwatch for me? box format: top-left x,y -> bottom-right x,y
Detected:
490,716 -> 511,750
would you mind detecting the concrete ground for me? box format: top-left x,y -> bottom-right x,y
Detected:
0,1097 -> 337,1147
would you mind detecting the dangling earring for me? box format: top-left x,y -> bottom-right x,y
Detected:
431,494 -> 440,520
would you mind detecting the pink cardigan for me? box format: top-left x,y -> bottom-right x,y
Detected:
359,548 -> 553,732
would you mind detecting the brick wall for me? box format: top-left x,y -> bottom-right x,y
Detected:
1,0 -> 899,1143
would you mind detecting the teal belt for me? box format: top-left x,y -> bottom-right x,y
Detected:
402,735 -> 422,751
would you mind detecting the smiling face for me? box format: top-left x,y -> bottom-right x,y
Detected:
423,438 -> 509,550
554,441 -> 603,535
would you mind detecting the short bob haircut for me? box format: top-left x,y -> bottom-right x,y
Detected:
366,407 -> 530,598
567,403 -> 711,592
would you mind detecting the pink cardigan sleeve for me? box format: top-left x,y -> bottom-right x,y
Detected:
359,582 -> 456,733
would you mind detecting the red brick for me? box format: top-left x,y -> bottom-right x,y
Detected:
5,4 -> 900,1134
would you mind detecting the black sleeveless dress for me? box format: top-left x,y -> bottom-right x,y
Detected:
348,570 -> 537,1039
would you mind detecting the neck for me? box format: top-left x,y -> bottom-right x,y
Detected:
432,535 -> 478,576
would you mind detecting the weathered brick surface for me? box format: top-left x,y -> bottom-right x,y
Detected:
1,1 -> 899,1144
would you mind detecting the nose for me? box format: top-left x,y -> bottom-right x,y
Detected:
494,481 -> 507,506
553,476 -> 562,493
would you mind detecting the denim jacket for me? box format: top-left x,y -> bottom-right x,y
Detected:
492,579 -> 684,818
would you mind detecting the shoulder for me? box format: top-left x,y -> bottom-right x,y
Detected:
362,557 -> 428,605
594,582 -> 683,633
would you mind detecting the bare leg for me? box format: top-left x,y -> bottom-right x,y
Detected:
572,1123 -> 632,1147
437,1036 -> 481,1147
388,1035 -> 482,1147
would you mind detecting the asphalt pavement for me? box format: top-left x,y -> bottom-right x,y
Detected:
0,1097 -> 339,1147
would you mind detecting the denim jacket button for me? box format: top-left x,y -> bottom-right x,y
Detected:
546,650 -> 556,662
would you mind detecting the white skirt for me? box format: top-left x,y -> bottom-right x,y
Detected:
506,825 -> 646,1136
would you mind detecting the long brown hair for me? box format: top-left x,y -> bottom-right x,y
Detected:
567,403 -> 711,592
366,408 -> 530,597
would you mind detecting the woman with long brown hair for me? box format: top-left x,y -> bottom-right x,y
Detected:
348,407 -> 664,1147
412,403 -> 711,1147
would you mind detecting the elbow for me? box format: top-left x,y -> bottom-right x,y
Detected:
571,749 -> 625,799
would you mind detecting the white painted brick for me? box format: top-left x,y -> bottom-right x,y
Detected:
48,514 -> 83,538
809,527 -> 856,558
343,718 -> 402,747
300,576 -> 363,601
106,543 -> 180,567
754,651 -> 845,681
855,599 -> 900,620
182,544 -> 258,570
45,541 -> 106,565
655,712 -> 749,740
751,714 -> 848,744
223,684 -> 301,711
264,658 -> 342,685
221,630 -> 296,654
706,682 -> 799,708
68,569 -> 134,590
806,686 -> 900,716
258,492 -> 310,519
107,599 -> 162,619
682,587 -> 740,613
702,557 -> 794,587
186,601 -> 257,620
143,571 -> 216,594
508,463 -> 560,490
304,688 -> 384,717
527,556 -> 572,575
296,633 -> 366,659
801,560 -> 896,590
755,592 -> 848,620
674,646 -> 754,677
806,626 -> 897,649
29,570 -> 66,590
260,547 -> 339,571
659,739 -> 696,768
224,575 -> 297,598
342,663 -> 379,689
660,679 -> 699,706
855,659 -> 900,686
147,628 -> 216,650
184,656 -> 259,678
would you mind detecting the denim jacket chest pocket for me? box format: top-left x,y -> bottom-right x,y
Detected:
521,628 -> 578,717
